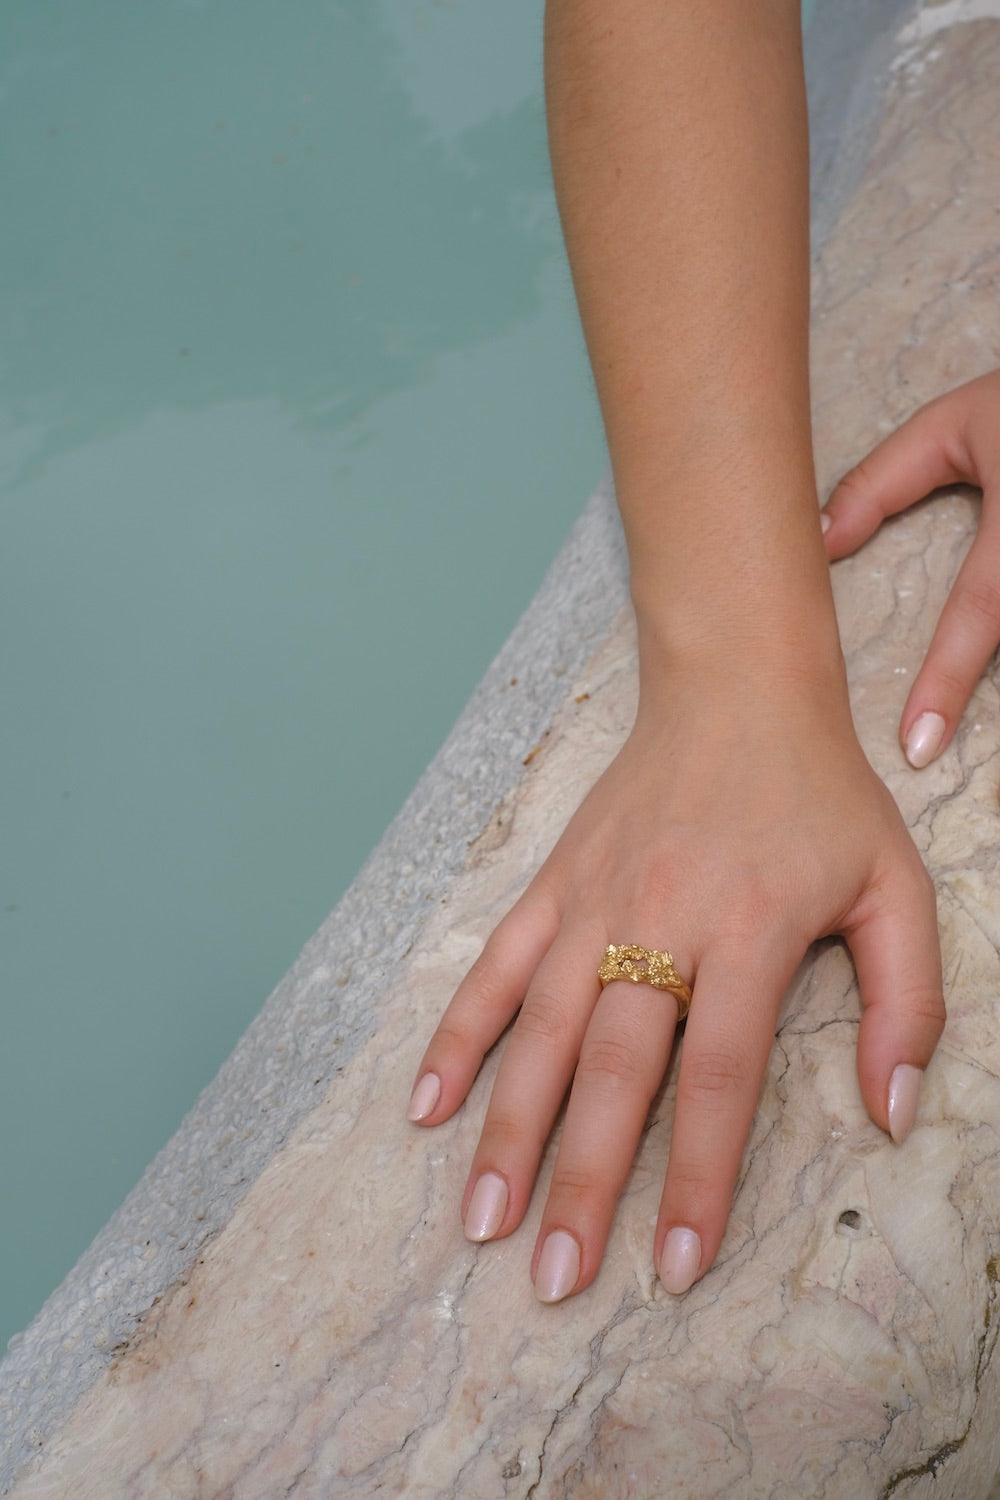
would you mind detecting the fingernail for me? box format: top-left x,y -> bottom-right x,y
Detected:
534,1230 -> 580,1303
463,1172 -> 508,1241
658,1227 -> 702,1295
888,1063 -> 923,1145
904,711 -> 946,769
407,1072 -> 440,1122
819,511 -> 832,535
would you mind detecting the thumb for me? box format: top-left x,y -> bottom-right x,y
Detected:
848,857 -> 945,1144
822,392 -> 972,560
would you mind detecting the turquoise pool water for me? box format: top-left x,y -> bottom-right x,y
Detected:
0,0 -> 606,1347
1,1 -> 820,1350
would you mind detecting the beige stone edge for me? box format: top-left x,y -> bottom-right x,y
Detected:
11,2 -> 1000,1495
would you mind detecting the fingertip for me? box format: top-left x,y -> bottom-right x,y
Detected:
657,1226 -> 702,1296
899,532 -> 1000,764
887,1062 -> 923,1145
819,507 -> 840,558
407,1071 -> 442,1123
463,1170 -> 509,1241
818,493 -> 862,560
856,984 -> 944,1125
902,710 -> 947,769
848,858 -> 944,1142
533,1229 -> 582,1303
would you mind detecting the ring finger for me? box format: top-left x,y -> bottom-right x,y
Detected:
655,941 -> 797,1295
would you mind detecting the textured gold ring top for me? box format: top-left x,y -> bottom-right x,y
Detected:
597,943 -> 693,1022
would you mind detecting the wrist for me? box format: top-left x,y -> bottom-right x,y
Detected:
632,591 -> 851,732
626,465 -> 842,674
633,548 -> 844,664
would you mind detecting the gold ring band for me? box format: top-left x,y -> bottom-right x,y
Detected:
597,943 -> 692,1022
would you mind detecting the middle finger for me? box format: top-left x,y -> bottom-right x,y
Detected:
530,957 -> 688,1301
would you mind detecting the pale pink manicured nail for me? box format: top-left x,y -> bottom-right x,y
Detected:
464,1172 -> 508,1242
534,1230 -> 580,1303
407,1073 -> 440,1122
904,711 -> 946,769
658,1227 -> 702,1295
819,511 -> 832,535
888,1063 -> 923,1145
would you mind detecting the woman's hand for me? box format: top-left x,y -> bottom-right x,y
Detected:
408,661 -> 944,1301
406,0 -> 945,1305
822,370 -> 1000,771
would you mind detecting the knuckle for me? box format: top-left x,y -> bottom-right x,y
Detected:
432,1018 -> 475,1056
515,990 -> 571,1048
716,907 -> 767,955
547,1164 -> 606,1215
633,862 -> 679,915
479,1109 -> 537,1158
576,1034 -> 647,1094
713,884 -> 783,955
958,575 -> 1000,632
463,939 -> 509,1002
665,1160 -> 715,1199
525,870 -> 563,925
927,661 -> 970,702
834,456 -> 879,508
683,1046 -> 746,1103
431,1007 -> 495,1062
900,985 -> 947,1032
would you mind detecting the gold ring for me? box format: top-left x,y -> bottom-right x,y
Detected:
597,943 -> 692,1022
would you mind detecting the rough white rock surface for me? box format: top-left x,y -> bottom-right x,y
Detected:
6,4 -> 1000,1496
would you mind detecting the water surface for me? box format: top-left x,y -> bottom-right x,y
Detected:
0,0 -> 605,1346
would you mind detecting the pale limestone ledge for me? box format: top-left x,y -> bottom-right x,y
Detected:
8,5 -> 1000,1499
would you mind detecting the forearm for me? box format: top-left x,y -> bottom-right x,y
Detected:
545,0 -> 839,684
413,3 -> 944,1310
